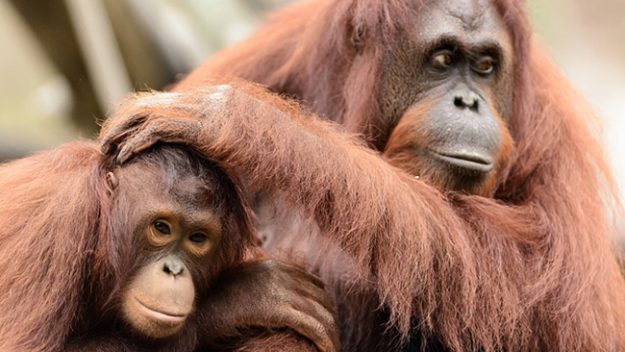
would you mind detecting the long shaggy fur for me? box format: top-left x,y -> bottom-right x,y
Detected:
162,1 -> 625,351
0,142 -> 263,351
0,142 -> 105,351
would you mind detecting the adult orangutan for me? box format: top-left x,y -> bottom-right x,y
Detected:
100,0 -> 625,351
0,142 -> 338,352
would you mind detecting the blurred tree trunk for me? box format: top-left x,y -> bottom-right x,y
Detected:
7,0 -> 101,135
102,0 -> 178,90
7,0 -> 183,136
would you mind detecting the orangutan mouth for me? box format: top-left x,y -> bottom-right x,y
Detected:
135,297 -> 188,325
430,150 -> 494,173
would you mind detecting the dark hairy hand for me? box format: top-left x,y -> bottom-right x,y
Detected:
100,86 -> 230,164
199,260 -> 339,352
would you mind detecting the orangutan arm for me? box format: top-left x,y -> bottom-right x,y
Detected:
99,82 -> 512,334
221,332 -> 317,352
198,260 -> 338,352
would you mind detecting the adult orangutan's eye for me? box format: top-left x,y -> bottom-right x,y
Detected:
472,56 -> 497,75
431,50 -> 455,71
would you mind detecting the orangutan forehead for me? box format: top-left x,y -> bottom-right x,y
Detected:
115,162 -> 219,208
417,0 -> 508,42
441,0 -> 490,26
169,176 -> 217,208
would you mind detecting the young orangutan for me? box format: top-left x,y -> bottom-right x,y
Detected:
0,142 -> 338,352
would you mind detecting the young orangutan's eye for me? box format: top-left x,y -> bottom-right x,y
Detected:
189,232 -> 208,244
153,220 -> 171,235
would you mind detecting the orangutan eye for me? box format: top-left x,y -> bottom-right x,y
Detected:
189,232 -> 208,244
153,220 -> 171,235
430,50 -> 455,71
472,56 -> 497,75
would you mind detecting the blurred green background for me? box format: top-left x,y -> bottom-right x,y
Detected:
0,0 -> 623,202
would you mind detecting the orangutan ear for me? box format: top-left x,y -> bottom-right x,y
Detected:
350,22 -> 366,53
106,172 -> 119,194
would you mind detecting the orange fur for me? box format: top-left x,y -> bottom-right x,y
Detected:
0,142 -> 326,352
101,0 -> 625,350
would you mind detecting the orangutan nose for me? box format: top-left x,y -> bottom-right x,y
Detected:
453,91 -> 479,111
162,257 -> 185,277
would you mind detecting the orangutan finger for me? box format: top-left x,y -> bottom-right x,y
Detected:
291,295 -> 337,343
101,91 -> 189,153
116,133 -> 156,164
269,308 -> 337,352
292,280 -> 334,314
115,118 -> 196,164
100,114 -> 147,155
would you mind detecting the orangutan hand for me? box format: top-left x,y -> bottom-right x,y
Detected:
100,86 -> 231,164
198,259 -> 339,352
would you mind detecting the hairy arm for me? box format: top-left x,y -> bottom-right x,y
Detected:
99,82 -> 525,334
198,260 -> 338,352
0,142 -> 103,351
